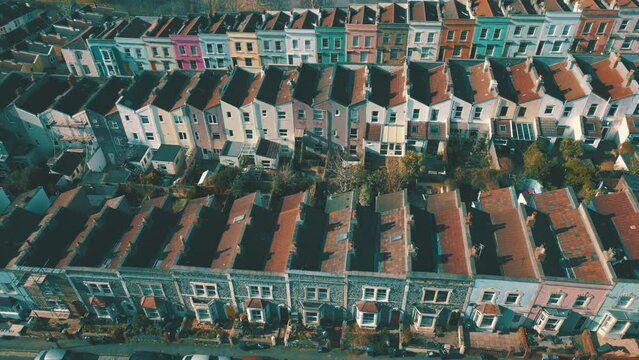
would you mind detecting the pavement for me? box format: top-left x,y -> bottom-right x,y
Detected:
0,337 -> 491,359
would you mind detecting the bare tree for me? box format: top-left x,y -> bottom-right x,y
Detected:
326,151 -> 366,194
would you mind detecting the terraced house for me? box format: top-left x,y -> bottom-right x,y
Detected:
199,14 -> 236,69
439,0 -> 475,60
257,11 -> 290,66
376,3 -> 408,65
470,0 -> 508,58
115,17 -> 153,74
316,8 -> 347,64
406,1 -> 442,62
346,5 -> 378,63
142,16 -> 184,72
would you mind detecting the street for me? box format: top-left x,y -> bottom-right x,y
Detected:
0,337 -> 497,359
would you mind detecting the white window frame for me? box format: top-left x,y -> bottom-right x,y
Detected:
247,285 -> 273,299
362,286 -> 390,302
304,310 -> 320,325
546,292 -> 564,306
247,308 -> 265,323
191,283 -> 218,298
473,309 -> 498,330
504,292 -> 521,305
480,290 -> 497,303
416,311 -> 437,329
84,282 -> 113,296
615,294 -> 635,309
422,288 -> 451,304
139,283 -> 165,297
305,287 -> 330,301
573,295 -> 590,308
144,307 -> 161,320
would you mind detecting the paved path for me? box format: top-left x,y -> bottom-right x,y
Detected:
0,337 -> 488,359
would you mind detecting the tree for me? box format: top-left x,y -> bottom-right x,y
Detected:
209,166 -> 240,188
7,166 -> 49,193
559,139 -> 584,160
618,141 -> 637,155
629,157 -> 639,175
326,152 -> 367,193
523,142 -> 555,184
564,159 -> 597,193
385,159 -> 407,192
401,151 -> 427,183
229,173 -> 248,198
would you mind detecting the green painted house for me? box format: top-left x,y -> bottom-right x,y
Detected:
471,0 -> 509,58
316,8 -> 347,64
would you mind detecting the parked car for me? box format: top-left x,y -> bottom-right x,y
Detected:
129,352 -> 179,360
182,356 -> 232,360
81,335 -> 114,345
34,349 -> 98,360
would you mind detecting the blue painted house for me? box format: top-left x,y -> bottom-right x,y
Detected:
470,0 -> 509,57
256,11 -> 290,66
87,19 -> 129,76
316,8 -> 347,64
114,17 -> 154,75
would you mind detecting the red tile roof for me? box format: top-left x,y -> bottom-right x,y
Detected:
625,116 -> 639,134
264,192 -> 306,273
591,57 -> 635,101
366,123 -> 382,141
548,60 -> 587,101
210,193 -> 258,269
245,298 -> 265,309
592,191 -> 639,260
408,121 -> 427,140
510,60 -> 542,103
140,296 -> 157,309
320,192 -> 355,274
469,62 -> 498,104
376,191 -> 408,275
480,187 -> 537,279
108,196 -> 170,269
532,188 -> 609,283
159,196 -> 212,271
356,301 -> 379,312
427,191 -> 469,275
476,303 -> 501,315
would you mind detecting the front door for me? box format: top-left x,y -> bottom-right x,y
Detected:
390,309 -> 401,327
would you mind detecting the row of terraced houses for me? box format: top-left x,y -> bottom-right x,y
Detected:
28,0 -> 639,78
0,53 -> 638,173
1,179 -> 639,339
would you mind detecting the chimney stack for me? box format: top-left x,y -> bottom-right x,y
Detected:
534,243 -> 546,262
626,70 -> 635,87
526,211 -> 537,228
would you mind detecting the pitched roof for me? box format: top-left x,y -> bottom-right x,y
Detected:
118,17 -> 151,38
320,191 -> 355,273
531,188 -> 609,283
256,66 -> 297,106
368,65 -> 406,108
178,16 -> 208,35
186,70 -> 228,110
255,138 -> 280,159
0,72 -> 32,110
478,187 -> 537,279
52,77 -> 102,115
490,58 -> 541,104
349,5 -> 377,24
473,0 -> 505,16
211,193 -> 258,269
159,196 -> 214,271
409,1 -> 441,22
262,11 -> 290,31
15,75 -> 70,114
408,62 -> 451,106
320,8 -> 347,27
233,13 -> 262,33
591,191 -> 639,279
292,63 -> 331,106
291,10 -> 318,29
426,191 -> 469,275
221,67 -> 262,108
533,57 -> 587,102
449,60 -> 497,104
264,192 -> 306,273
330,64 -> 367,106
379,3 -> 407,24
575,54 -> 636,101
442,0 -> 472,19
119,71 -> 164,110
505,0 -> 541,14
376,191 -> 408,275
85,76 -> 131,116
152,71 -> 195,111
208,13 -> 236,34
146,16 -> 184,38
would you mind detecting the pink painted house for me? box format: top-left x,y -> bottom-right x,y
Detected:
171,16 -> 209,70
522,188 -> 614,335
